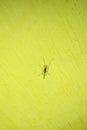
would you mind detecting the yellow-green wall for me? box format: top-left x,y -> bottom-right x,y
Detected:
0,0 -> 87,129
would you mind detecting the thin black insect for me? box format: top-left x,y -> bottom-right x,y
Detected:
43,64 -> 49,79
40,58 -> 53,79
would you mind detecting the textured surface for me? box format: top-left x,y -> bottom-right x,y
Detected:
0,0 -> 87,130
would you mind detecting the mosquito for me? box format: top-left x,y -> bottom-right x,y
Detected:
40,58 -> 53,79
43,64 -> 49,79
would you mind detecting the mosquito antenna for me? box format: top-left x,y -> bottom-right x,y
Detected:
48,58 -> 54,68
43,57 -> 45,65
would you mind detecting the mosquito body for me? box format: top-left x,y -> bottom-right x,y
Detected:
40,58 -> 53,79
43,64 -> 48,79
